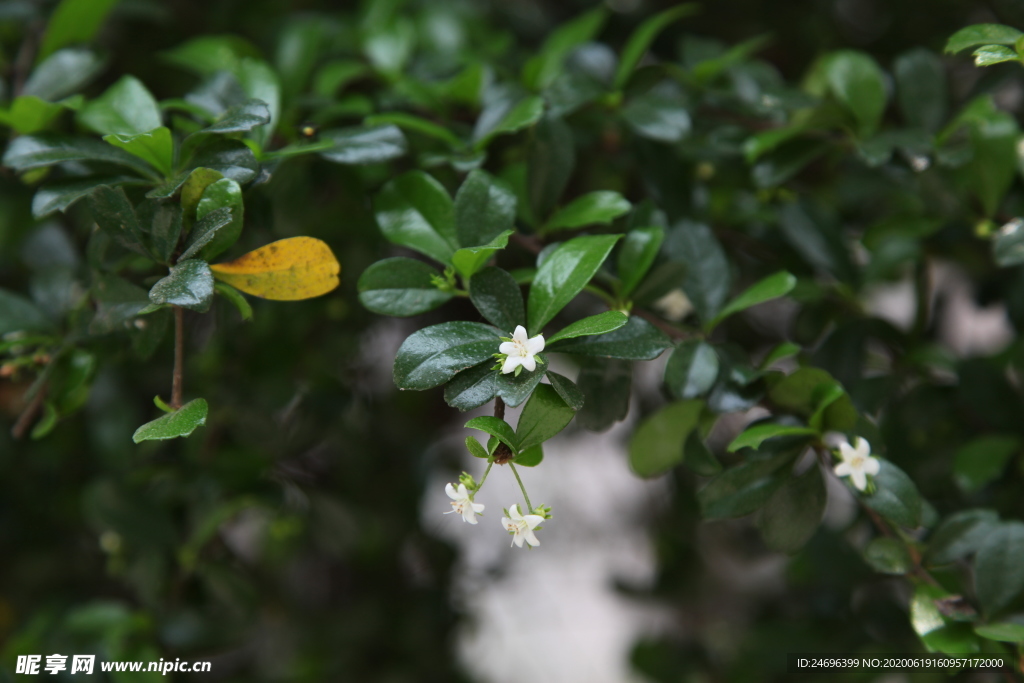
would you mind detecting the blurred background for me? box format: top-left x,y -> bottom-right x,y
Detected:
2,0 -> 1022,681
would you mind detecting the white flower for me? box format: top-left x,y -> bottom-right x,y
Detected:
499,325 -> 545,374
833,437 -> 881,492
445,483 -> 484,524
501,503 -> 544,548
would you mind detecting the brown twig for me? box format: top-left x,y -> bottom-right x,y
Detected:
12,381 -> 47,440
492,397 -> 513,465
171,307 -> 184,409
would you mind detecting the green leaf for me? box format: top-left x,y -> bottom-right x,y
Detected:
78,75 -> 162,135
24,48 -> 104,101
103,127 -> 173,176
576,359 -> 631,431
517,384 -> 575,451
445,362 -> 499,412
994,220 -> 1024,267
751,139 -> 829,188
926,509 -> 1000,566
393,322 -> 500,390
469,267 -> 526,332
496,362 -> 547,408
514,444 -> 544,467
375,170 -> 457,265
137,199 -> 183,264
2,95 -> 75,135
522,7 -> 607,90
945,24 -> 1024,55
549,315 -> 670,360
894,49 -> 948,133
664,340 -> 719,400
180,167 -> 224,226
194,178 -> 243,260
319,125 -> 407,165
148,259 -> 215,313
543,191 -> 631,234
200,98 -> 270,134
546,372 -> 584,411
664,221 -> 729,322
214,281 -> 253,321
452,230 -> 513,279
975,521 -> 1024,615
465,416 -> 518,454
954,435 -> 1020,495
132,398 -> 209,443
629,400 -> 704,477
683,431 -> 722,476
973,622 -> 1024,643
757,465 -> 826,553
365,112 -> 464,149
38,0 -> 120,61
32,175 -> 140,218
621,85 -> 691,143
698,451 -> 796,519
546,311 -> 629,345
358,257 -> 453,317
161,35 -> 261,76
767,367 -> 855,431
235,58 -> 280,149
0,289 -> 53,335
760,342 -> 801,370
618,226 -> 664,297
527,115 -> 575,223
87,185 -> 151,257
178,206 -> 233,262
454,170 -> 516,249
184,138 -> 259,184
2,133 -> 156,177
466,436 -> 490,459
474,96 -> 545,149
858,460 -> 923,529
820,50 -> 887,138
88,275 -> 149,334
614,4 -> 698,89
728,423 -> 817,453
743,126 -> 806,163
707,271 -> 797,331
973,44 -> 1019,67
527,234 -> 621,333
955,96 -> 1018,217
863,537 -> 913,575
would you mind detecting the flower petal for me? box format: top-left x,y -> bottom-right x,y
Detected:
472,502 -> 485,514
502,355 -> 522,374
527,335 -> 545,354
523,529 -> 540,547
854,437 -> 871,459
838,442 -> 855,462
851,469 -> 868,491
445,483 -> 458,500
463,509 -> 478,524
512,326 -> 528,342
524,514 -> 544,530
499,341 -> 516,355
509,504 -> 523,521
521,354 -> 536,372
833,462 -> 852,478
864,456 -> 881,476
513,533 -> 525,547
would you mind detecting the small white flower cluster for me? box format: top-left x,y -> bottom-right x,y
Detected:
444,483 -> 549,549
832,436 -> 881,491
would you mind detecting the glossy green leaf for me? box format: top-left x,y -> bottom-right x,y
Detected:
957,96 -> 1019,217
820,50 -> 887,138
527,234 -> 621,333
621,85 -> 691,143
319,125 -> 407,165
496,362 -> 547,408
132,398 -> 209,443
148,259 -> 215,313
194,178 -> 243,260
214,281 -> 253,321
474,96 -> 545,149
375,170 -> 458,265
664,340 -> 719,400
103,127 -> 173,176
3,133 -> 156,177
393,322 -> 500,390
523,7 -> 607,90
614,4 -> 698,89
32,175 -> 140,218
469,267 -> 526,332
973,622 -> 1024,643
358,257 -> 452,317
858,460 -> 923,529
79,75 -> 162,135
760,342 -> 801,370
708,271 -> 796,331
576,359 -> 631,431
87,185 -> 151,257
0,289 -> 53,335
618,226 -> 664,297
629,400 -> 704,477
178,207 -> 233,262
546,372 -> 584,411
546,311 -> 629,345
234,58 -> 279,149
200,98 -> 270,134
945,24 -> 1023,55
465,415 -> 518,454
664,220 -> 729,322
768,367 -> 855,430
973,45 -> 1019,66
549,315 -> 670,360
137,199 -> 183,264
926,509 -> 1000,566
527,115 -> 575,223
24,48 -> 104,101
698,451 -> 796,519
975,521 -> 1024,615
894,49 -> 948,133
728,423 -> 817,453
514,444 -> 544,467
366,112 -> 464,148
185,138 -> 259,184
2,95 -> 74,134
751,140 -> 829,188
954,435 -> 1020,494
454,170 -> 516,249
161,35 -> 261,75
517,384 -> 575,451
180,167 -> 224,227
445,362 -> 499,412
757,465 -> 826,553
38,0 -> 120,60
864,537 -> 913,575
465,436 -> 490,459
543,191 -> 631,234
452,230 -> 513,279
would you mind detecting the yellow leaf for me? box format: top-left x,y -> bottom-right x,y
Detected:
209,237 -> 340,301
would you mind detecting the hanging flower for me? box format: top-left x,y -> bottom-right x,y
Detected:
498,326 -> 545,375
445,482 -> 484,524
833,437 -> 881,492
501,503 -> 544,548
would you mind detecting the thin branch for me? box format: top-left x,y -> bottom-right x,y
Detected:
12,19 -> 43,97
11,381 -> 47,440
171,306 -> 184,409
